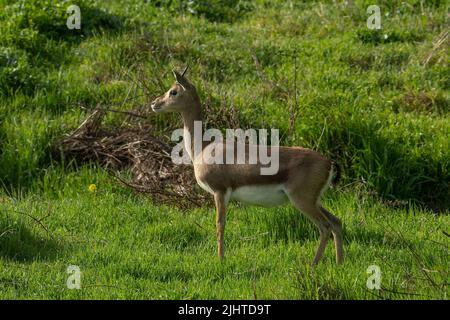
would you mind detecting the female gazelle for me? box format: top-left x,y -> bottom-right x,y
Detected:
151,69 -> 343,265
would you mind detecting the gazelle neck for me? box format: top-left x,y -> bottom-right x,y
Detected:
181,96 -> 203,162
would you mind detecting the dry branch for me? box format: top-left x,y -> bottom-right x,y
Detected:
54,106 -> 211,209
421,31 -> 448,66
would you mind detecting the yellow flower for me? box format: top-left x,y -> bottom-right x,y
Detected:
88,184 -> 97,193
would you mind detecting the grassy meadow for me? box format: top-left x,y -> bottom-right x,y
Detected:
0,0 -> 449,299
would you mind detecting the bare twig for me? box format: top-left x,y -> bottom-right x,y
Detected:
95,107 -> 148,119
0,228 -> 15,239
252,53 -> 288,98
240,232 -> 269,241
421,31 -> 448,66
380,286 -> 432,298
15,210 -> 53,239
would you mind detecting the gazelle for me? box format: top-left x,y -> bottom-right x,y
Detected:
151,69 -> 343,265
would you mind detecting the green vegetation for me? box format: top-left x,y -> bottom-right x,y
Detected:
0,0 -> 448,299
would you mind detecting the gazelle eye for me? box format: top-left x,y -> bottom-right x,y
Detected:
170,90 -> 177,96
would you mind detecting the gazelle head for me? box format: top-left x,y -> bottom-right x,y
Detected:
151,67 -> 198,114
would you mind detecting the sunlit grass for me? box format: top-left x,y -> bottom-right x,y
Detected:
0,168 -> 448,299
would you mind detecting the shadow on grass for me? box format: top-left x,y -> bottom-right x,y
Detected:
0,220 -> 61,262
253,206 -> 413,250
323,118 -> 449,213
344,227 -> 411,249
252,209 -> 318,245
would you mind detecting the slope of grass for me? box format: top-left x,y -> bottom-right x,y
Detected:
0,0 -> 449,299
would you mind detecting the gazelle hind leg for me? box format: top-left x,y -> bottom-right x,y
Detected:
286,193 -> 332,265
320,207 -> 344,264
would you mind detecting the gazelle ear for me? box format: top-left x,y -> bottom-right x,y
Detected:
181,65 -> 189,77
172,68 -> 190,90
172,69 -> 182,81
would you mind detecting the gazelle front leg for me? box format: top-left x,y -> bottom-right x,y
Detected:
214,191 -> 227,260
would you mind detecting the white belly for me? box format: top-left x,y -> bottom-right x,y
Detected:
230,184 -> 288,207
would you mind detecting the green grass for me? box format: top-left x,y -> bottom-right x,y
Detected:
0,167 -> 448,299
0,0 -> 449,299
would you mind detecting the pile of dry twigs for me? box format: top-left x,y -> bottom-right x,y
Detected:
54,106 -> 210,209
